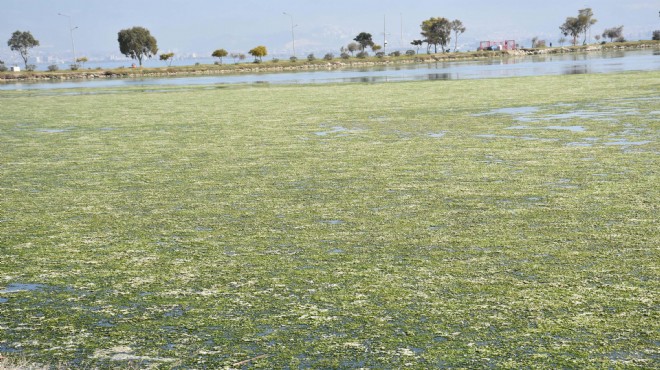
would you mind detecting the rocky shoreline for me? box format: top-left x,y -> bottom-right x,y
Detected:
1,42 -> 657,82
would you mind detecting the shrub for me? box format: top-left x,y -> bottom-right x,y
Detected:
376,52 -> 385,58
307,53 -> 316,62
47,64 -> 59,72
389,50 -> 401,57
356,51 -> 368,59
271,58 -> 280,63
653,30 -> 660,41
405,50 -> 416,56
290,56 -> 298,62
615,37 -> 626,43
70,64 -> 79,71
340,52 -> 350,59
323,53 -> 334,61
26,64 -> 36,71
0,63 -> 7,72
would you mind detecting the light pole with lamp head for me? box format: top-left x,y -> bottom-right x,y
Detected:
58,13 -> 78,68
283,12 -> 297,58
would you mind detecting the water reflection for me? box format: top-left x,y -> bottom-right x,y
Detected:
1,49 -> 658,91
425,73 -> 453,80
563,65 -> 591,74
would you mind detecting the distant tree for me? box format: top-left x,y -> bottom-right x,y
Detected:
602,26 -> 624,42
594,35 -> 601,42
578,8 -> 597,44
0,59 -> 6,72
353,32 -> 374,51
347,42 -> 360,56
290,56 -> 298,62
356,51 -> 369,58
559,17 -> 582,46
405,49 -> 416,56
371,44 -> 382,53
323,53 -> 334,61
212,49 -> 228,64
47,64 -> 59,72
340,52 -> 350,59
421,17 -> 452,53
239,53 -> 246,62
76,56 -> 89,68
159,52 -> 174,66
558,37 -> 567,46
249,46 -> 267,62
653,30 -> 660,41
389,50 -> 401,57
7,30 -> 39,69
531,36 -> 539,48
411,39 -> 423,54
450,19 -> 466,52
117,27 -> 158,66
307,53 -> 316,61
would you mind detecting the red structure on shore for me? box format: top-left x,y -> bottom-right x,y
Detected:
478,40 -> 516,51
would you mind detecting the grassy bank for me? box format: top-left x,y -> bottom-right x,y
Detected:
0,71 -> 658,368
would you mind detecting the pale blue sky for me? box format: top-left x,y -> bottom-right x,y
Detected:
1,0 -> 658,61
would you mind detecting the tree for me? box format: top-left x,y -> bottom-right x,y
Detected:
558,37 -> 567,46
559,17 -> 582,46
212,49 -> 228,64
421,17 -> 452,53
653,30 -> 660,41
578,8 -> 597,45
249,46 -> 267,62
450,19 -> 466,52
411,39 -> 423,54
371,44 -> 382,53
7,30 -> 39,69
594,35 -> 601,42
602,26 -> 624,43
159,53 -> 174,66
560,9 -> 596,46
117,27 -> 158,66
76,57 -> 88,68
347,42 -> 360,56
353,32 -> 374,51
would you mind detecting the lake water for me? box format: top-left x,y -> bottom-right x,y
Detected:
1,49 -> 658,91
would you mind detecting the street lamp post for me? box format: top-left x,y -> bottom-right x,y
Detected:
58,13 -> 78,68
283,12 -> 296,58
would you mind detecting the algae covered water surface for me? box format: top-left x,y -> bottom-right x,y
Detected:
0,72 -> 658,368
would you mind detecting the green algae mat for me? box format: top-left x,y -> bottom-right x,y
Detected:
1,72 -> 658,368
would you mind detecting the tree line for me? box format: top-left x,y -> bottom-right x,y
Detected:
3,8 -> 658,71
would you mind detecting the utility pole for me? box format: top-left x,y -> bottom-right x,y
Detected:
58,13 -> 78,68
400,13 -> 403,48
382,15 -> 389,53
283,12 -> 297,58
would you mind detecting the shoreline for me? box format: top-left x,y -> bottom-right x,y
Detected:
1,41 -> 658,83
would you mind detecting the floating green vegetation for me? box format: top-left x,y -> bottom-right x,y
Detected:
0,71 -> 658,368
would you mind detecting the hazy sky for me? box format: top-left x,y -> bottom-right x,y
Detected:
1,0 -> 658,61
